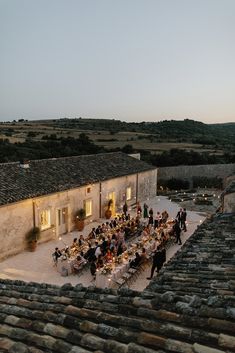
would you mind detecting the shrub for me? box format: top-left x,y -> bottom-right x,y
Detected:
158,178 -> 189,191
75,208 -> 86,220
25,227 -> 41,243
192,176 -> 222,189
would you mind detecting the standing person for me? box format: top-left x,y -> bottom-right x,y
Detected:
176,208 -> 184,228
154,212 -> 162,228
123,202 -> 128,217
160,244 -> 166,268
161,210 -> 169,224
136,201 -> 142,216
143,203 -> 149,218
147,246 -> 162,279
181,208 -> 187,232
174,220 -> 182,245
149,207 -> 153,218
90,260 -> 97,279
148,207 -> 154,226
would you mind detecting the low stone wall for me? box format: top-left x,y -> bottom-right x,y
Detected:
158,163 -> 235,187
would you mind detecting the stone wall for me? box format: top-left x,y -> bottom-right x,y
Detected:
0,199 -> 34,260
158,163 -> 235,187
223,192 -> 235,213
100,169 -> 157,217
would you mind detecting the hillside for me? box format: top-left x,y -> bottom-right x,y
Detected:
0,118 -> 234,165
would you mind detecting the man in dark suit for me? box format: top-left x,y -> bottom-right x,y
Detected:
147,246 -> 163,279
181,208 -> 187,231
176,208 -> 184,228
173,220 -> 182,245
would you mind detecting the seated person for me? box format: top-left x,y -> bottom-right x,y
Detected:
96,254 -> 104,269
140,248 -> 147,263
88,227 -> 96,239
105,221 -> 111,231
105,248 -> 113,262
101,223 -> 106,233
130,252 -> 141,268
64,246 -> 70,257
71,238 -> 78,248
72,255 -> 85,272
78,234 -> 85,246
95,225 -> 102,235
53,247 -> 62,261
142,227 -> 149,241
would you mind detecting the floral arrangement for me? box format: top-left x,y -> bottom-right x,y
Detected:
100,263 -> 113,275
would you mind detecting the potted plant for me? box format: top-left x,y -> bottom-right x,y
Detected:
105,199 -> 113,219
74,208 -> 86,231
25,226 -> 41,251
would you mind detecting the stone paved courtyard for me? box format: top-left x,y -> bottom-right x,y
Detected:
0,196 -> 205,291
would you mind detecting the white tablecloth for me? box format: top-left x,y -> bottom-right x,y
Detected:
57,258 -> 74,276
95,260 -> 130,288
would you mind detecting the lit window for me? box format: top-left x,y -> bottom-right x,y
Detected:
84,200 -> 92,217
40,209 -> 51,230
126,187 -> 131,201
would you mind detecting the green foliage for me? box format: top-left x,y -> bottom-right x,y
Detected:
1,119 -> 235,167
192,176 -> 223,189
75,208 -> 86,220
159,178 -> 190,190
194,198 -> 213,205
25,227 -> 41,243
0,134 -> 103,163
147,148 -> 232,167
27,131 -> 37,138
121,144 -> 134,154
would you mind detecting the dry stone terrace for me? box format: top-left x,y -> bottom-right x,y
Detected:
0,213 -> 235,352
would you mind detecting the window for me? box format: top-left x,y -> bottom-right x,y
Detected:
84,199 -> 92,217
58,208 -> 67,226
40,209 -> 51,230
126,187 -> 131,201
86,186 -> 91,194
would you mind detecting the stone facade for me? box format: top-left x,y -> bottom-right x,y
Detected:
221,178 -> 235,214
158,163 -> 235,187
0,153 -> 157,260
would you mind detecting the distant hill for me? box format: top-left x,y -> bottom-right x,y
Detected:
39,118 -> 235,145
0,118 -> 234,165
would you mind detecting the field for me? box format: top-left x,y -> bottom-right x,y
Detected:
0,120 -> 225,155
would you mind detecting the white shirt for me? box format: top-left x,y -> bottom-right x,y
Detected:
95,246 -> 101,258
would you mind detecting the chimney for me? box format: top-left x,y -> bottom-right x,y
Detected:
20,159 -> 30,169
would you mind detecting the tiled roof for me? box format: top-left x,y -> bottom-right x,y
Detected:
0,213 -> 234,352
0,152 -> 156,206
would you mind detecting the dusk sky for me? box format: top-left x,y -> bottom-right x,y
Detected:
0,0 -> 235,124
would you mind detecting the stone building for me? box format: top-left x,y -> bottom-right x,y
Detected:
221,176 -> 235,213
0,152 -> 157,260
